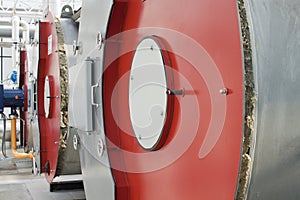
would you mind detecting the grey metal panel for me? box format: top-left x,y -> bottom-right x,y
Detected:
57,128 -> 81,175
60,18 -> 78,67
76,0 -> 113,63
69,58 -> 93,132
69,0 -> 115,199
60,18 -> 79,45
76,128 -> 114,200
31,115 -> 40,174
247,1 -> 300,199
28,24 -> 40,175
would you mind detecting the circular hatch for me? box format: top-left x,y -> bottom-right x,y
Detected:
129,37 -> 172,150
44,76 -> 51,118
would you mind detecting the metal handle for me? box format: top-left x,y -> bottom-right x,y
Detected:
34,91 -> 37,103
46,96 -> 59,99
167,89 -> 184,96
91,83 -> 100,108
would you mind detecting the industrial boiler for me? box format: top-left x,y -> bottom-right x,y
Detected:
67,0 -> 300,199
0,3 -> 81,186
1,0 -> 300,200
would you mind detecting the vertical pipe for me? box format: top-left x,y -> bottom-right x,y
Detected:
13,0 -> 19,14
1,113 -> 7,158
0,0 -> 4,83
20,20 -> 29,44
0,0 -> 2,82
50,0 -> 61,17
12,15 -> 20,73
11,115 -> 34,159
10,116 -> 17,151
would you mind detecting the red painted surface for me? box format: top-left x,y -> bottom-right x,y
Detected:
19,50 -> 28,148
38,12 -> 61,183
103,0 -> 243,199
104,2 -> 130,199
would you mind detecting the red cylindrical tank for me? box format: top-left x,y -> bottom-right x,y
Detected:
37,11 -> 80,183
103,1 -> 243,199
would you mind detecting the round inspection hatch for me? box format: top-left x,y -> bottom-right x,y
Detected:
129,37 -> 171,150
44,76 -> 51,118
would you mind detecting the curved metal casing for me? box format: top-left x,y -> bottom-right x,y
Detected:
37,11 -> 81,183
244,1 -> 300,199
102,0 -> 244,199
19,21 -> 42,173
71,0 -> 300,199
68,0 -> 115,199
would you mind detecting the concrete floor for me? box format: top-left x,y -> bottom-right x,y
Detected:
0,140 -> 86,200
0,158 -> 86,200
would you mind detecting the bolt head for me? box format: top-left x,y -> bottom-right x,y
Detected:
73,135 -> 79,150
219,88 -> 228,95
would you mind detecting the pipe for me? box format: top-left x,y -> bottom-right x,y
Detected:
11,16 -> 20,43
10,15 -> 31,84
0,26 -> 35,39
1,113 -> 7,158
11,116 -> 17,150
11,15 -> 19,71
20,20 -> 29,44
10,115 -> 34,159
0,2 -> 2,84
0,10 -> 44,19
0,19 -> 12,26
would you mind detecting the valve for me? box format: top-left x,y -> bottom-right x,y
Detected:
10,70 -> 18,84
